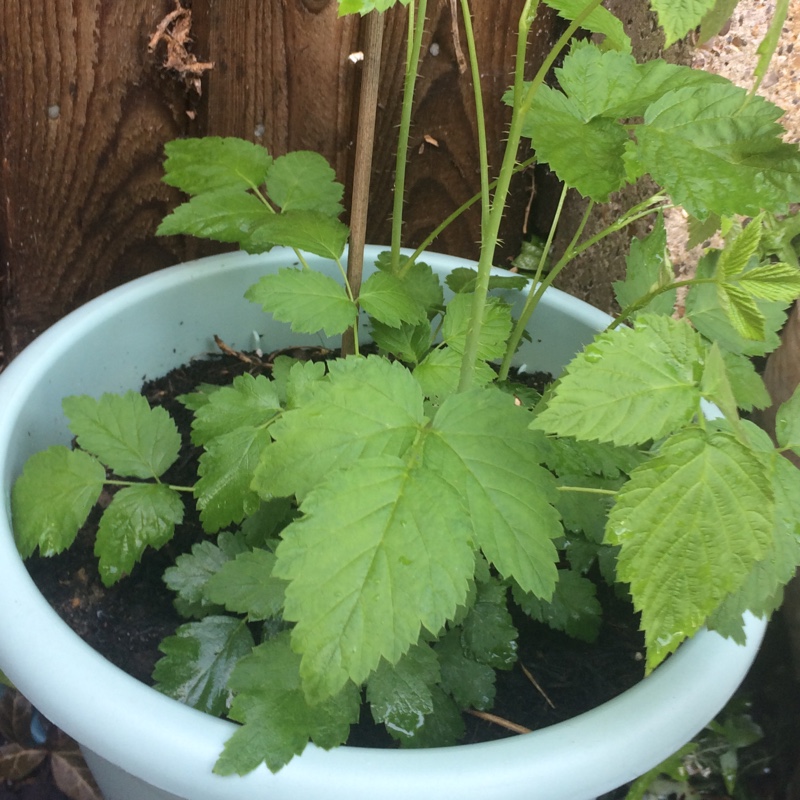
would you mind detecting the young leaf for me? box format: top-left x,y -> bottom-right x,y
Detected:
366,643 -> 440,738
607,427 -> 775,671
717,214 -> 763,280
63,392 -> 181,480
425,387 -> 562,599
265,151 -> 344,216
445,267 -> 529,294
542,0 -> 631,52
358,270 -> 429,329
513,568 -> 602,643
253,356 -> 425,501
162,137 -> 272,195
191,373 -> 281,446
613,213 -> 676,317
274,455 -> 475,702
12,446 -> 106,558
718,283 -> 766,341
246,210 -> 350,259
156,190 -> 272,243
204,549 -> 286,621
153,616 -> 254,717
649,0 -> 718,47
460,580 -> 518,669
245,268 -> 357,337
95,484 -> 184,586
195,427 -> 272,533
733,262 -> 800,302
163,534 -> 249,619
634,83 -> 800,218
533,315 -> 706,446
413,346 -> 495,400
213,633 -> 360,775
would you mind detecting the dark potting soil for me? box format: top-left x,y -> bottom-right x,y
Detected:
25,347 -> 645,749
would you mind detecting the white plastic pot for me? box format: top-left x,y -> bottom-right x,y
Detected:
0,248 -> 766,800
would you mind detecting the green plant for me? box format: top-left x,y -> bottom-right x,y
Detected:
10,0 -> 800,777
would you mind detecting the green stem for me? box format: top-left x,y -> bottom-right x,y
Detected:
608,276 -> 717,329
104,479 -> 195,493
391,0 -> 429,271
556,485 -> 617,496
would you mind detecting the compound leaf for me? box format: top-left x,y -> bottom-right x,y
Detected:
246,211 -> 349,260
95,484 -> 184,586
359,270 -> 429,329
153,616 -> 254,717
11,446 -> 105,558
63,392 -> 180,479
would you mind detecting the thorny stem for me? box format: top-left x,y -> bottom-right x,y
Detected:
341,11 -> 385,357
391,0 -> 429,272
457,0 -> 605,392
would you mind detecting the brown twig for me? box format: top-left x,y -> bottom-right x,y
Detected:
213,335 -> 261,366
465,708 -> 532,735
521,662 -> 556,709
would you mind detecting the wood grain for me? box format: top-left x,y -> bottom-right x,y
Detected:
0,0 -> 195,353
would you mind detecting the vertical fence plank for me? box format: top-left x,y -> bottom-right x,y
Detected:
0,0 -> 192,354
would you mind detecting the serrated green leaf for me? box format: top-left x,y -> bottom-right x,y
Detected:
392,686 -> 465,748
214,633 -> 360,775
162,137 -> 272,195
607,428 -> 774,670
414,346 -> 493,401
537,433 -> 646,480
366,643 -> 440,738
699,0 -> 739,42
245,268 -> 357,337
634,83 -> 800,218
533,315 -> 705,446
358,270 -> 428,328
518,84 -> 629,201
613,213 -> 676,316
204,549 -> 286,620
461,580 -> 518,669
441,293 -> 513,361
63,392 -> 180,479
425,387 -> 562,598
435,629 -> 496,711
95,484 -> 184,585
11,446 -> 105,558
153,616 -> 254,717
338,0 -> 410,14
398,259 -> 445,313
164,535 -> 249,619
265,151 -> 344,216
191,373 -> 282,446
555,474 -> 619,543
650,0 -> 717,47
273,455 -> 475,702
514,568 -> 602,643
156,189 -> 272,244
708,444 -> 800,636
371,319 -> 432,364
542,0 -> 630,52
196,427 -> 272,533
776,385 -> 800,454
253,356 -> 425,500
246,210 -> 349,259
